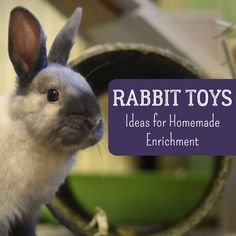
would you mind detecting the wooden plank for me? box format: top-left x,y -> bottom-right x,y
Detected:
46,0 -> 120,31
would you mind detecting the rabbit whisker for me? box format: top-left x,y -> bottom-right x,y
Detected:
85,57 -> 126,80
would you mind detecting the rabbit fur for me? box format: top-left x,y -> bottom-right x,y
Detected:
0,6 -> 104,236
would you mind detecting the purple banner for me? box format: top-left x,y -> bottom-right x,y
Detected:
108,79 -> 236,156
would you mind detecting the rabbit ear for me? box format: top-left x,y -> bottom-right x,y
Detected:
48,8 -> 82,65
8,7 -> 47,89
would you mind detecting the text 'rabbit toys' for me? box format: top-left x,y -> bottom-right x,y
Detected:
0,6 -> 104,236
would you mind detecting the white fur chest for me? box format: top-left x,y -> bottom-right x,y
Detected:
0,96 -> 76,223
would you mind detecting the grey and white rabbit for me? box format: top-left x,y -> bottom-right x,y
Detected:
0,6 -> 104,236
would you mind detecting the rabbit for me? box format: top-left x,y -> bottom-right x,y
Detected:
0,6 -> 104,236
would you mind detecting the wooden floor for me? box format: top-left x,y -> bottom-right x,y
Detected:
187,231 -> 235,236
37,225 -> 235,236
37,225 -> 73,236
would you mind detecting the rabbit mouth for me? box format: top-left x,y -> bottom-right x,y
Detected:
78,119 -> 104,150
54,119 -> 104,152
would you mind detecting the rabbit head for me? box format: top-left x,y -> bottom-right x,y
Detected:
8,7 -> 104,153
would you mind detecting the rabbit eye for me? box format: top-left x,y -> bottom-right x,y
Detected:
47,89 -> 59,102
